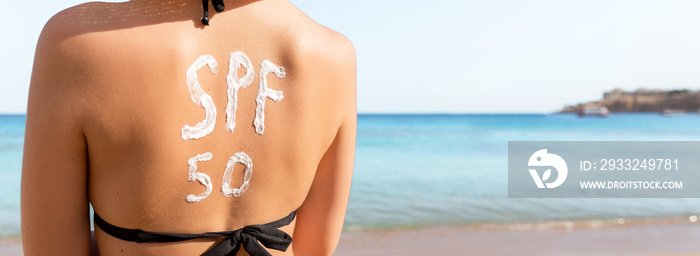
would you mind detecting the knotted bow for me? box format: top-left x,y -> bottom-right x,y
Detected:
202,223 -> 293,256
94,210 -> 296,256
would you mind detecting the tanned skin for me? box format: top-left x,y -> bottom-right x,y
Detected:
22,0 -> 356,255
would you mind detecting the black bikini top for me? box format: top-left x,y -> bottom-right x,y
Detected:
93,210 -> 296,256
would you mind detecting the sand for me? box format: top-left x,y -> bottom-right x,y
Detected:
0,239 -> 21,256
5,220 -> 700,255
336,221 -> 700,256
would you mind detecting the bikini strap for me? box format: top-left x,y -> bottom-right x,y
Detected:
94,210 -> 296,256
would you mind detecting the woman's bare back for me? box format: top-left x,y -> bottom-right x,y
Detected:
21,0 -> 356,255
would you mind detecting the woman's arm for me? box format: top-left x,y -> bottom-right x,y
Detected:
292,33 -> 357,256
21,17 -> 92,256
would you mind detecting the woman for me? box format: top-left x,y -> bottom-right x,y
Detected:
21,0 -> 356,255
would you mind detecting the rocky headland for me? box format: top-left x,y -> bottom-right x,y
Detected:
560,89 -> 700,113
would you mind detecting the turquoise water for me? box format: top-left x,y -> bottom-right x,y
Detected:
3,113 -> 700,236
0,115 -> 24,237
346,113 -> 700,229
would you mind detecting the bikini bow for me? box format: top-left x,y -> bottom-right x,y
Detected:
201,222 -> 294,256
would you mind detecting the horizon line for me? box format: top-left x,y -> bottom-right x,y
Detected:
0,111 -> 565,116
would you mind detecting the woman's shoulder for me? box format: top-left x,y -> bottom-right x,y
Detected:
40,2 -> 122,40
281,2 -> 356,66
36,2 -> 132,67
276,3 -> 356,91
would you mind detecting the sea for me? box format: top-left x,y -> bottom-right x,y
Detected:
2,113 -> 700,237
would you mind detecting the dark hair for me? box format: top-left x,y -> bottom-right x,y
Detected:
201,0 -> 226,25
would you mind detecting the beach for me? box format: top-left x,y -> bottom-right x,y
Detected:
8,0 -> 700,254
4,220 -> 700,255
0,238 -> 21,256
4,114 -> 700,255
336,220 -> 700,256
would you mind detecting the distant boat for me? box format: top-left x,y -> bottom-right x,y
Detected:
662,109 -> 687,117
578,106 -> 610,117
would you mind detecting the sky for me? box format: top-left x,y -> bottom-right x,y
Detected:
3,0 -> 700,114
